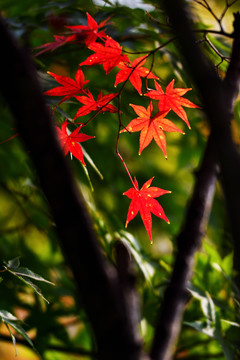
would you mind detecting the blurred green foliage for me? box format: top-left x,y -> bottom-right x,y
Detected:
0,0 -> 240,359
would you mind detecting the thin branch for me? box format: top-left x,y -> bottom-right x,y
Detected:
193,0 -> 224,31
146,9 -> 234,38
219,0 -> 239,23
193,0 -> 240,33
122,37 -> 176,55
203,34 -> 230,63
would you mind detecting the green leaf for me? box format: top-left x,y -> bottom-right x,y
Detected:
220,342 -> 235,360
54,106 -> 74,122
5,320 -> 34,349
82,163 -> 94,192
189,287 -> 216,323
116,230 -> 155,285
5,323 -> 17,356
4,262 -> 54,303
4,257 -> 20,269
0,310 -> 19,322
7,271 -> 50,303
0,310 -> 35,351
184,320 -> 216,337
82,146 -> 104,180
9,267 -> 54,285
202,292 -> 216,323
186,291 -> 235,359
221,320 -> 240,328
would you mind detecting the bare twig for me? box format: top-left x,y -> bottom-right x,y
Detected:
194,0 -> 222,29
193,0 -> 240,32
219,0 -> 239,23
203,33 -> 230,64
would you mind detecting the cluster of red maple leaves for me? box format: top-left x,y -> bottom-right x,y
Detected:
38,13 -> 199,243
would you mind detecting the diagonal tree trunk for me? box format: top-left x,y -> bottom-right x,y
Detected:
151,134 -> 218,360
150,3 -> 240,360
161,1 -> 240,284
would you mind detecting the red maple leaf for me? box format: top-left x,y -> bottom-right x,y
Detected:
121,102 -> 184,158
145,80 -> 199,128
56,120 -> 94,165
74,90 -> 118,119
34,34 -> 77,57
114,56 -> 158,95
80,37 -> 130,74
44,67 -> 89,105
66,12 -> 109,46
124,177 -> 171,243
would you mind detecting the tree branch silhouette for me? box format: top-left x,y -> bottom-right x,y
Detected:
161,0 -> 240,284
150,3 -> 240,360
151,134 -> 218,360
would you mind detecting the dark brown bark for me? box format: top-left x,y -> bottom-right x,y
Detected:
150,3 -> 240,360
151,135 -> 218,360
0,16 -> 145,360
160,1 -> 240,282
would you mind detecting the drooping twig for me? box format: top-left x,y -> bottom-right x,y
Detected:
0,15 -> 146,360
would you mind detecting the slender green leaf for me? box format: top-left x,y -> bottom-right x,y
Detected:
82,163 -> 94,192
4,257 -> 20,269
0,310 -> 19,322
0,310 -> 35,351
82,146 -> 104,180
5,323 -> 17,355
5,268 -> 50,303
8,266 -> 54,285
4,320 -> 34,349
184,320 -> 215,337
